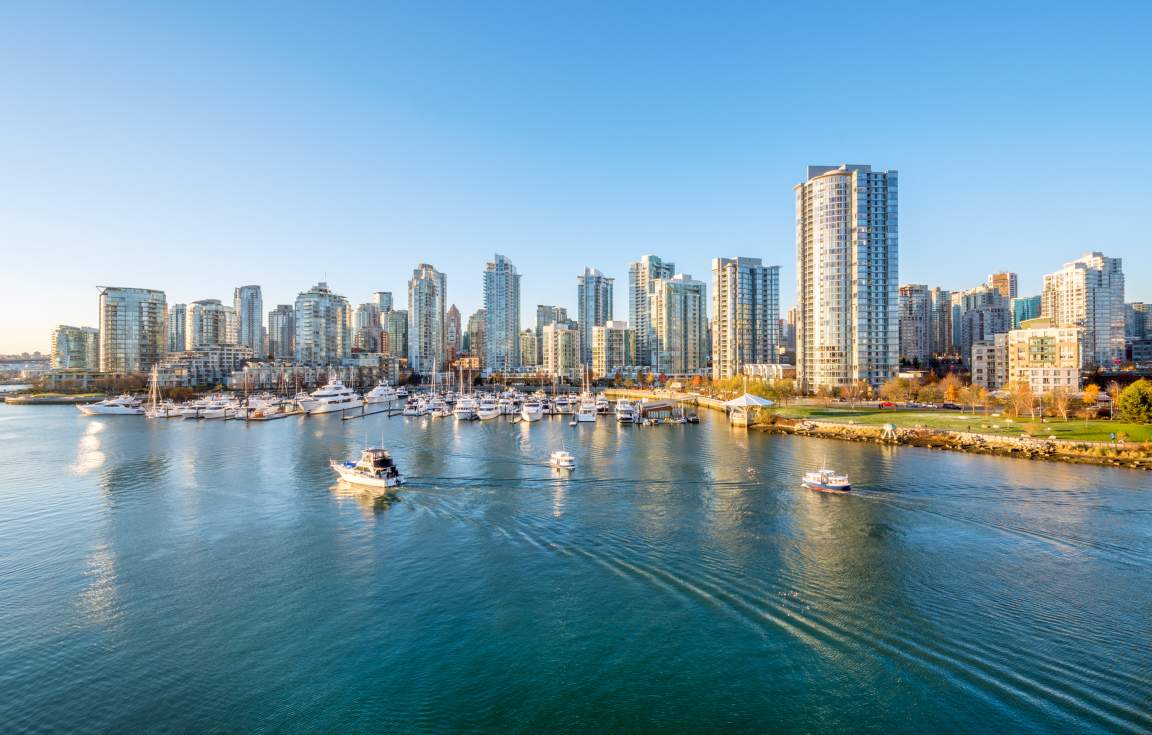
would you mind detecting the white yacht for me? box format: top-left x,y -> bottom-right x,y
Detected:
595,395 -> 611,414
306,379 -> 363,414
77,394 -> 144,416
477,397 -> 501,421
802,469 -> 852,493
549,450 -> 576,470
197,397 -> 240,420
553,395 -> 572,414
614,399 -> 636,423
427,395 -> 451,417
575,394 -> 598,422
331,448 -> 404,494
520,399 -> 544,422
364,381 -> 397,404
498,395 -> 519,415
402,397 -> 428,416
454,396 -> 479,420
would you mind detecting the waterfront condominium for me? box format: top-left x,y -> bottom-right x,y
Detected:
167,303 -> 186,353
445,304 -> 462,362
628,254 -> 675,366
483,254 -> 522,373
372,291 -> 393,312
407,263 -> 447,375
50,325 -> 99,369
294,282 -> 351,366
591,320 -> 635,379
267,305 -> 295,359
234,285 -> 264,355
795,164 -> 899,392
987,271 -> 1018,300
97,286 -> 167,373
185,299 -> 238,350
1010,295 -> 1042,329
898,284 -> 931,366
576,268 -> 614,365
929,287 -> 953,356
352,302 -> 382,352
952,284 -> 1011,366
1041,251 -> 1125,368
711,257 -> 780,379
535,305 -> 568,344
541,322 -> 580,381
519,328 -> 539,367
381,309 -> 408,359
466,309 -> 486,367
650,273 -> 708,376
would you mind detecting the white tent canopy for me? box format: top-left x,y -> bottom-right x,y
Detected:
724,393 -> 775,408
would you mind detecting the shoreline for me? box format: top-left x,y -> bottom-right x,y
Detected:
605,389 -> 1151,472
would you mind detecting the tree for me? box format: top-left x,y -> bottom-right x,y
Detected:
845,379 -> 871,405
1006,381 -> 1034,418
940,373 -> 963,403
1107,381 -> 1122,420
1082,383 -> 1101,412
969,384 -> 990,415
772,379 -> 795,406
1117,379 -> 1152,424
879,377 -> 911,403
1047,387 -> 1072,421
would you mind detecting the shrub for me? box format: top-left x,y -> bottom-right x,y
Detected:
1117,379 -> 1152,424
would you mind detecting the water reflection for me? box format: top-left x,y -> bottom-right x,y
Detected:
71,421 -> 106,474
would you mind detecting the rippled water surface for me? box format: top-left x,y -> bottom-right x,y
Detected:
1,404 -> 1150,733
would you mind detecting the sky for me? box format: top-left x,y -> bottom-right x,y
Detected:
1,1 -> 1150,353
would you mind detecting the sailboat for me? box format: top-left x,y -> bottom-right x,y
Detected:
144,366 -> 180,418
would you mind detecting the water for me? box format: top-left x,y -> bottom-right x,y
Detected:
1,404 -> 1149,733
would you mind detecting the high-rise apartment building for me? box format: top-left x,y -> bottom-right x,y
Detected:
98,287 -> 167,373
987,272 -> 1018,300
1127,302 -> 1150,341
382,309 -> 408,359
576,268 -> 613,365
234,285 -> 264,355
483,254 -> 521,373
628,255 -> 675,366
711,257 -> 779,379
519,329 -> 539,367
650,273 -> 708,376
591,321 -> 635,379
466,309 -> 486,367
1010,295 -> 1042,329
267,305 -> 295,359
185,299 -> 238,350
352,303 -> 382,352
795,164 -> 899,391
536,305 -> 568,344
167,304 -> 186,353
372,291 -> 393,312
407,264 -> 447,374
50,325 -> 99,369
1007,321 -> 1082,393
929,287 -> 953,356
445,304 -> 462,362
1042,252 -> 1125,368
294,282 -> 351,366
953,284 -> 1011,365
898,284 -> 931,365
541,322 -> 580,380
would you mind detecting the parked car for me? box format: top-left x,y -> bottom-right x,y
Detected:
941,402 -> 961,410
878,401 -> 895,409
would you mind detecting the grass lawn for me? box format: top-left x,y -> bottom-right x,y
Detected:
768,406 -> 1152,443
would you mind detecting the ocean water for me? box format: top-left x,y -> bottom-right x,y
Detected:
0,404 -> 1149,733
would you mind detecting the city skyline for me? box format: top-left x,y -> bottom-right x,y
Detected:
2,4 -> 1150,353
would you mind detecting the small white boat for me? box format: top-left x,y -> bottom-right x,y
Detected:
802,469 -> 851,493
476,397 -> 501,421
520,400 -> 544,422
549,450 -> 576,469
595,395 -> 611,414
553,396 -> 572,414
574,400 -> 597,422
331,448 -> 404,494
364,381 -> 397,404
402,397 -> 428,416
614,399 -> 636,423
77,394 -> 144,415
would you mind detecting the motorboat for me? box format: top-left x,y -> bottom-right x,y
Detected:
802,469 -> 852,493
595,395 -> 611,414
476,397 -> 501,421
331,447 -> 404,494
575,397 -> 597,422
364,381 -> 398,404
553,396 -> 572,414
144,400 -> 182,419
520,400 -> 544,422
77,394 -> 144,415
454,396 -> 479,420
549,450 -> 576,470
396,387 -> 409,399
614,399 -> 636,423
427,396 -> 452,418
498,394 -> 519,415
306,379 -> 363,414
402,397 -> 428,416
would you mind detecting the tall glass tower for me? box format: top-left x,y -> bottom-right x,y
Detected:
483,254 -> 521,373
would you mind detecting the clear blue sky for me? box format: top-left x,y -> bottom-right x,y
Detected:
1,1 -> 1150,353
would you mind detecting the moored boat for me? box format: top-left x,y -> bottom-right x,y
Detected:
77,394 -> 145,415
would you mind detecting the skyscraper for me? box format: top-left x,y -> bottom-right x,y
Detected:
928,287 -> 953,356
445,304 -> 462,362
267,305 -> 295,359
591,321 -> 635,379
1010,295 -> 1042,329
372,291 -> 393,312
987,272 -> 1019,300
711,257 -> 779,379
466,309 -> 486,367
382,309 -> 408,359
294,282 -> 351,366
535,305 -> 568,345
352,303 -> 382,352
541,322 -> 580,380
576,268 -> 613,365
898,284 -> 931,365
519,329 -> 539,367
795,164 -> 899,391
650,273 -> 708,376
234,285 -> 264,354
407,264 -> 447,374
628,254 -> 675,366
167,303 -> 186,353
954,284 -> 1011,365
185,299 -> 238,350
50,325 -> 99,369
1042,252 -> 1125,368
483,254 -> 521,373
98,286 -> 167,373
